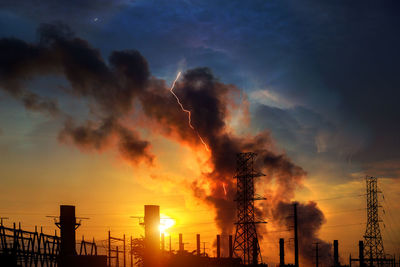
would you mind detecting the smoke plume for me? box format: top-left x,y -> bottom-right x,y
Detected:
0,23 -> 331,262
0,22 -> 153,164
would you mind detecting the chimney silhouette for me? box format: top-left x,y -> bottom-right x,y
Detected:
359,241 -> 364,267
144,205 -> 160,267
197,234 -> 201,256
229,235 -> 233,258
217,235 -> 221,258
56,205 -> 79,256
279,238 -> 285,266
334,240 -> 339,266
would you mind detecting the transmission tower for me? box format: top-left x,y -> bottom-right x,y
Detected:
233,152 -> 266,265
363,176 -> 385,265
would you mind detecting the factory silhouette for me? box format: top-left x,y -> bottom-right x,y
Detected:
0,153 -> 397,267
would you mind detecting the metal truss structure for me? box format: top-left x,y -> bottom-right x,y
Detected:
0,223 -> 97,267
363,176 -> 385,266
233,152 -> 266,265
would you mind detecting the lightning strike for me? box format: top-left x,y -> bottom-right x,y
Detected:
222,182 -> 227,196
169,72 -> 210,152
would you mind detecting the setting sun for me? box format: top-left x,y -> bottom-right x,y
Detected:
159,215 -> 175,236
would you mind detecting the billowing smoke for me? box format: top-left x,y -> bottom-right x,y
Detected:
0,23 -> 330,261
272,201 -> 332,266
0,22 -> 153,163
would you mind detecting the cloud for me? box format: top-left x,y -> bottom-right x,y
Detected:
0,22 -> 153,164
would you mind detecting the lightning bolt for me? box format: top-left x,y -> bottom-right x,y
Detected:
169,72 -> 210,152
222,182 -> 227,196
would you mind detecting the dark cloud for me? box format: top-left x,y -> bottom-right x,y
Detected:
59,117 -> 116,151
0,23 -> 153,164
21,91 -> 60,115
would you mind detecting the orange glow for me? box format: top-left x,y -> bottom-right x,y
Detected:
159,214 -> 175,236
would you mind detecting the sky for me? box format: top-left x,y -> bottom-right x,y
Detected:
0,0 -> 400,265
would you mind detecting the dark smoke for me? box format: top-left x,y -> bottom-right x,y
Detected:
0,23 -> 153,164
139,68 -> 308,239
272,201 -> 332,266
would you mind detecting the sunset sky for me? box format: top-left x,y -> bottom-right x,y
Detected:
0,1 -> 400,265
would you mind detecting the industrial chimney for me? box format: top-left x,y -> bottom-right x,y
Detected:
279,238 -> 285,266
334,240 -> 339,267
56,205 -> 79,256
144,205 -> 160,267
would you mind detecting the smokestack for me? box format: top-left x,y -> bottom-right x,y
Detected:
57,205 -> 78,256
229,235 -> 233,258
359,241 -> 364,267
179,233 -> 183,253
161,233 -> 165,252
252,238 -> 258,265
294,203 -> 299,267
334,240 -> 339,266
280,238 -> 285,266
197,234 -> 201,256
217,235 -> 221,258
144,205 -> 160,267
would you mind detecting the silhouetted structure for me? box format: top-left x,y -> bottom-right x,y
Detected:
229,235 -> 233,258
349,241 -> 365,267
277,238 -> 295,267
108,231 -> 127,267
280,238 -> 285,266
0,205 -> 104,267
294,203 -> 299,267
197,234 -> 201,256
217,235 -> 221,258
144,205 -> 160,267
179,233 -> 184,253
233,152 -> 266,265
333,240 -> 339,267
55,205 -> 106,267
364,176 -> 385,265
56,205 -> 79,256
0,223 -> 60,266
314,242 -> 319,267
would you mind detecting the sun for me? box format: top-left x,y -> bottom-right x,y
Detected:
159,214 -> 175,236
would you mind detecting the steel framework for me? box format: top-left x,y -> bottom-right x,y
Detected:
233,152 -> 266,265
0,223 -> 59,267
363,176 -> 385,265
0,223 -> 97,267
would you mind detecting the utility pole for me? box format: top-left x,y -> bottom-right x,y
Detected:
201,242 -> 207,256
314,242 -> 319,267
130,236 -> 133,267
108,230 -> 111,267
123,234 -> 126,267
0,217 -> 8,225
294,203 -> 299,267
